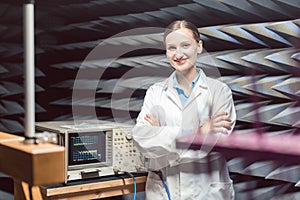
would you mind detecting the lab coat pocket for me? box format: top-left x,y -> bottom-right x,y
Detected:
145,172 -> 167,200
207,181 -> 234,200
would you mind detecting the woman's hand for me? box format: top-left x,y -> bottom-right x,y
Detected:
144,114 -> 160,126
198,112 -> 232,135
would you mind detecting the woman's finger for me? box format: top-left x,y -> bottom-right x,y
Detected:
212,127 -> 228,135
213,116 -> 231,123
144,114 -> 160,126
212,112 -> 228,119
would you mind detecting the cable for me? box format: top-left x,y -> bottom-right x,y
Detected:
161,177 -> 171,200
154,171 -> 171,200
122,171 -> 137,200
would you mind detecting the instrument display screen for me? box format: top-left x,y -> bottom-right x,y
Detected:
68,131 -> 106,166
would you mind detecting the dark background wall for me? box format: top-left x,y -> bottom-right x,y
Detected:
0,0 -> 299,199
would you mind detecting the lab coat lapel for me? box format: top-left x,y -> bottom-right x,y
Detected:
164,73 -> 183,110
183,71 -> 208,110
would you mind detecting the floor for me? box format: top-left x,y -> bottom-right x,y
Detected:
0,173 -> 13,200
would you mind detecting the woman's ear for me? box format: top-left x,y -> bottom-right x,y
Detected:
197,40 -> 203,54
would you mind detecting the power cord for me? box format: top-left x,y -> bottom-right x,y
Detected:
153,171 -> 171,200
115,169 -> 171,200
114,168 -> 136,200
123,171 -> 137,200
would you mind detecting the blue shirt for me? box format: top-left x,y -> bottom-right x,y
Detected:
173,70 -> 201,106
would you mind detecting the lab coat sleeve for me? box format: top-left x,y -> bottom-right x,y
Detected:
212,83 -> 236,136
132,85 -> 182,164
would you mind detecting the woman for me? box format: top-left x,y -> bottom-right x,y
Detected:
133,20 -> 236,200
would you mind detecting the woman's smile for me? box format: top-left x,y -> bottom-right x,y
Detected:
174,57 -> 188,65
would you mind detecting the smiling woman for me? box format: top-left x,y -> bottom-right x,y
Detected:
164,22 -> 203,96
132,20 -> 236,200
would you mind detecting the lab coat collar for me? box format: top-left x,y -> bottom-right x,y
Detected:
163,69 -> 208,90
162,72 -> 182,110
184,70 -> 209,108
192,68 -> 209,91
163,69 -> 209,110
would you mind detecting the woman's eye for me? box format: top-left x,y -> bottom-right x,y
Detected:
182,44 -> 191,48
168,46 -> 176,51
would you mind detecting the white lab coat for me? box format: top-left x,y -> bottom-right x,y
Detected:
133,70 -> 236,200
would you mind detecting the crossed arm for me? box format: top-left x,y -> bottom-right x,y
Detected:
145,111 -> 233,135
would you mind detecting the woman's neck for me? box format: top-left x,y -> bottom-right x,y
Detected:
176,67 -> 198,87
175,67 -> 198,95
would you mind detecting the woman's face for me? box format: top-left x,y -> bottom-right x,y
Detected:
165,28 -> 202,73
